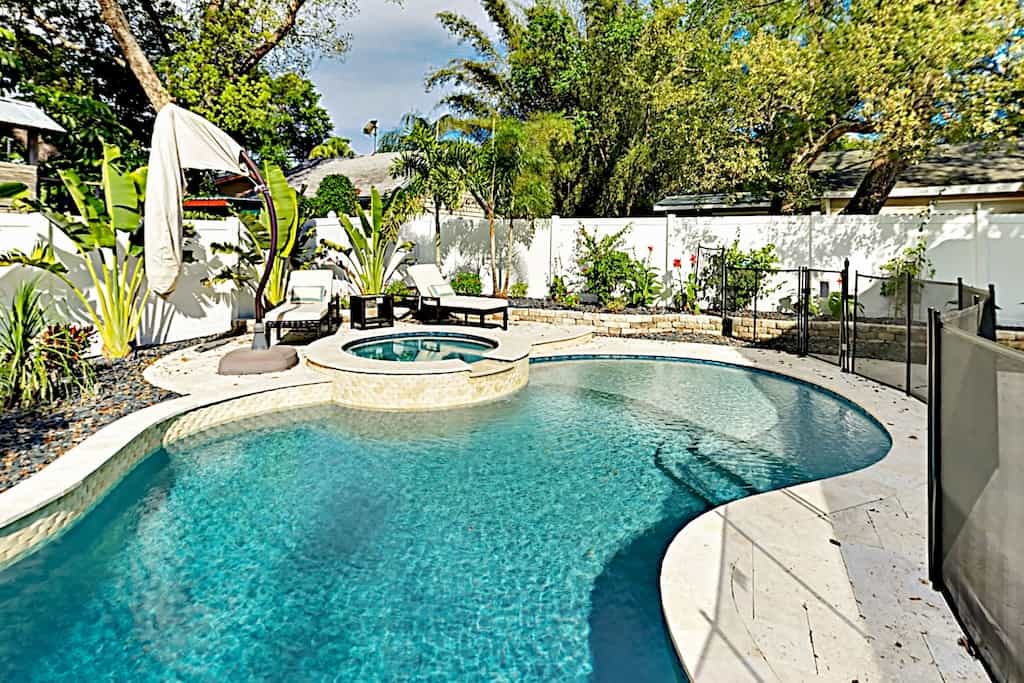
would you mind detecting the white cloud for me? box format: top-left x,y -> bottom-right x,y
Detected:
310,0 -> 496,154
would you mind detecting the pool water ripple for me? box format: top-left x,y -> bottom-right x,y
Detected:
0,360 -> 890,681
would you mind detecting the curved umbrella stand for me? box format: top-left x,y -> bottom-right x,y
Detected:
238,151 -> 278,350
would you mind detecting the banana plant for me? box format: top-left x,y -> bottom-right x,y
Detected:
205,161 -> 307,309
0,144 -> 148,359
325,187 -> 412,295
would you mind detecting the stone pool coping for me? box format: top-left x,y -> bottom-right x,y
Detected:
531,338 -> 986,682
0,331 -> 986,682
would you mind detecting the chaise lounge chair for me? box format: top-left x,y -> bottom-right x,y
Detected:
406,264 -> 509,330
264,269 -> 341,344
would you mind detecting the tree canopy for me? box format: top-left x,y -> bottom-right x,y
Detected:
432,0 -> 1024,215
0,0 -> 353,169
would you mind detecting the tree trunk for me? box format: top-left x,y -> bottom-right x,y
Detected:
488,207 -> 498,293
841,153 -> 906,215
97,0 -> 172,111
433,202 -> 442,264
502,217 -> 514,295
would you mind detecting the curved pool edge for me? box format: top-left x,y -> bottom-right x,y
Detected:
530,338 -> 983,682
0,379 -> 336,571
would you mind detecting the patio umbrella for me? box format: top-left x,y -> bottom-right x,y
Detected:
144,104 -> 279,350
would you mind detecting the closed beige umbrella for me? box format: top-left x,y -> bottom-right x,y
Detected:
144,104 -> 247,296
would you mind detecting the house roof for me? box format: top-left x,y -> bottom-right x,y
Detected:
810,142 -> 1024,199
653,192 -> 772,212
285,152 -> 406,197
0,97 -> 65,133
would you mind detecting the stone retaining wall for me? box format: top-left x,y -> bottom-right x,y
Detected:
511,307 -> 1024,357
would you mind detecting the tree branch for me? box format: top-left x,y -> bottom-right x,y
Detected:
97,0 -> 172,111
794,120 -> 873,169
236,0 -> 307,74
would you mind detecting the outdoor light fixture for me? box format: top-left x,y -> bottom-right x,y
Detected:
363,119 -> 378,153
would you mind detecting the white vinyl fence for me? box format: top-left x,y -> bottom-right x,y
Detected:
370,209 -> 1024,327
3,207 -> 1023,353
0,213 -> 249,354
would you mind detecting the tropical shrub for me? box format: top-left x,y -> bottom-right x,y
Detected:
1,144 -> 148,359
879,234 -> 934,316
509,282 -> 528,298
698,241 -> 781,312
331,187 -> 413,295
548,274 -> 569,302
605,297 -> 627,313
304,174 -> 359,217
0,281 -> 95,408
672,258 -> 701,314
575,225 -> 633,306
451,271 -> 483,295
384,280 -> 412,297
628,248 -> 662,307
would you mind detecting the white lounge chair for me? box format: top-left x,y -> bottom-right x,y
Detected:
406,264 -> 509,330
263,270 -> 340,344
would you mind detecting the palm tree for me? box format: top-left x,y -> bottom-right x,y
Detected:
309,136 -> 356,160
389,116 -> 474,263
425,1 -> 521,117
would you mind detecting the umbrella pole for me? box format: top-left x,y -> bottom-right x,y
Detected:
239,151 -> 279,350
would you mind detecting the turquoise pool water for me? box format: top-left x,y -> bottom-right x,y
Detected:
346,334 -> 494,363
0,359 -> 890,681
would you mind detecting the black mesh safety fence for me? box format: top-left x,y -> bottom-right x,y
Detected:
852,273 -> 963,399
723,266 -> 803,345
929,294 -> 1021,682
694,245 -> 726,315
804,267 -> 848,369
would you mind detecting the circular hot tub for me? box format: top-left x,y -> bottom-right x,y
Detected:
344,333 -> 497,364
304,324 -> 531,411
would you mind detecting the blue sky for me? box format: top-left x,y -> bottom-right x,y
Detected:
309,0 -> 494,154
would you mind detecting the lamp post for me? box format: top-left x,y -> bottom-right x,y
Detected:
363,119 -> 378,154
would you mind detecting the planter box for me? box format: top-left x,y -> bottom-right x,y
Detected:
350,294 -> 394,330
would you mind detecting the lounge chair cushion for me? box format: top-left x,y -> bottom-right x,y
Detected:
265,301 -> 329,323
429,283 -> 455,297
291,285 -> 326,303
439,295 -> 508,312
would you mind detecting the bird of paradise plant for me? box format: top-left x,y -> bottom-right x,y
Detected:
204,161 -> 307,310
0,144 -> 148,359
322,187 -> 412,295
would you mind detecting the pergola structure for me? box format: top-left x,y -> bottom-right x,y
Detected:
0,97 -> 65,199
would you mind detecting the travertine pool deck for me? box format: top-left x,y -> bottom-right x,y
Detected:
4,325 -> 985,681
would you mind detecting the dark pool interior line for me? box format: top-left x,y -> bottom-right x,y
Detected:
0,359 -> 891,682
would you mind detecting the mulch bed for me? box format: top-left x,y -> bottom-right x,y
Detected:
0,331 -> 240,494
511,297 -> 665,315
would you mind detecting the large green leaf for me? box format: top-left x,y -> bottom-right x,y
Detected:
0,182 -> 26,199
261,161 -> 298,260
0,241 -> 68,275
102,143 -> 142,233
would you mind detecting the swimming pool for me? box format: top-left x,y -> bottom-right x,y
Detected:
345,333 -> 496,363
0,359 -> 890,681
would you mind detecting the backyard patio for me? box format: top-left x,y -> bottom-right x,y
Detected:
2,0 -> 1023,678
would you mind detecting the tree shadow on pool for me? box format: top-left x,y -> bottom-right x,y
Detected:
586,492 -> 701,683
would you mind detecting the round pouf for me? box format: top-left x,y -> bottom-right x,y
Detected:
217,345 -> 299,376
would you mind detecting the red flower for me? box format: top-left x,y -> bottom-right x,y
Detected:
647,245 -> 654,252
672,258 -> 682,269
689,254 -> 697,265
